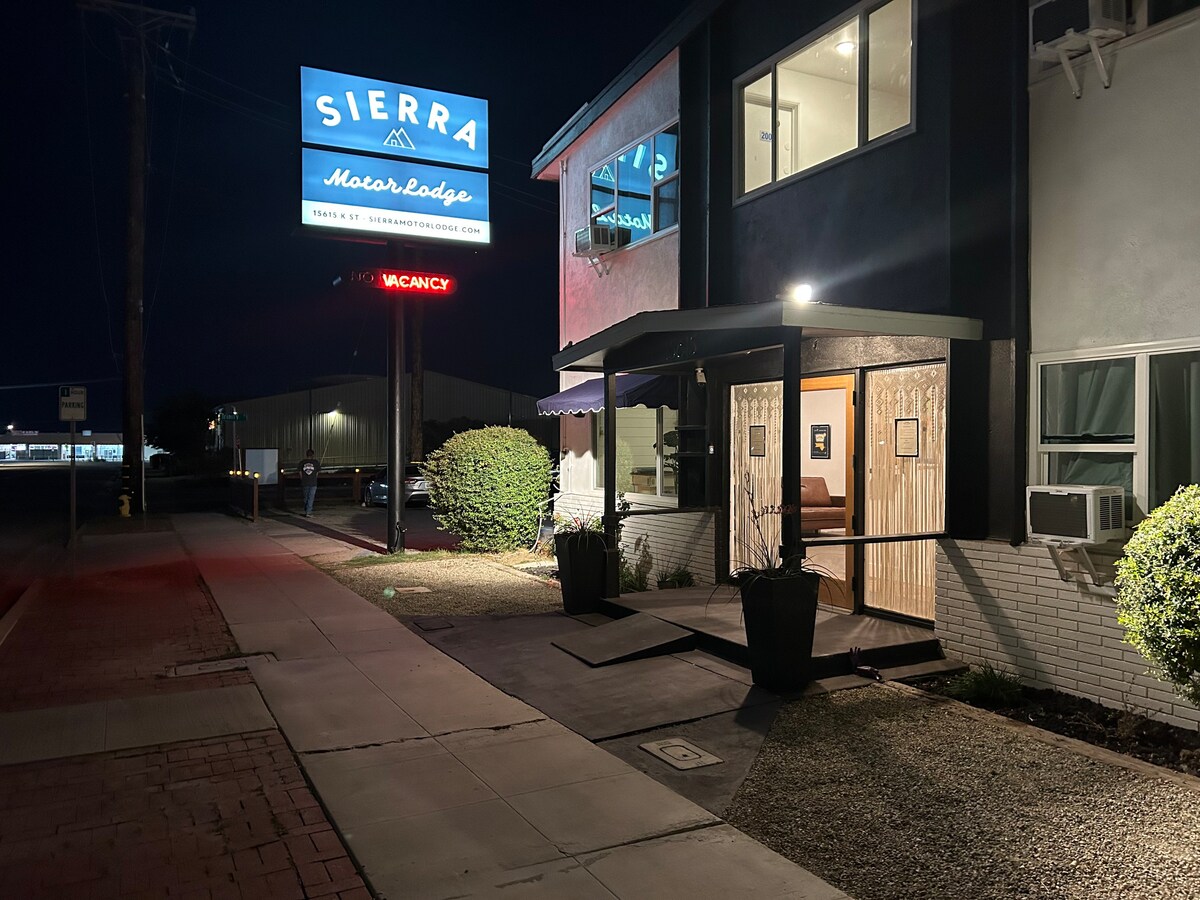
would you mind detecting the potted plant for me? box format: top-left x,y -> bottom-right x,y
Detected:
553,511 -> 608,614
731,473 -> 823,691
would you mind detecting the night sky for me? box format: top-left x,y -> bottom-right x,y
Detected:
5,0 -> 693,432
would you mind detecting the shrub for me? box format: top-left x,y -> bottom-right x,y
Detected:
656,564 -> 696,589
423,427 -> 552,553
1115,484 -> 1200,707
944,662 -> 1025,708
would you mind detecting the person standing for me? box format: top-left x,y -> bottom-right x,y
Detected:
299,449 -> 321,516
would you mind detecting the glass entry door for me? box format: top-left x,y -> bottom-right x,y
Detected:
729,378 -> 855,611
863,363 -> 947,620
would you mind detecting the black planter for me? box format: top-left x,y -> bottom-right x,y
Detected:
739,570 -> 820,691
554,532 -> 608,615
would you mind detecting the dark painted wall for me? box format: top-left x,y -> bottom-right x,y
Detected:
679,0 -> 1029,541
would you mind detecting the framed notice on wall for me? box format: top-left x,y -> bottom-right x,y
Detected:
895,417 -> 920,458
810,424 -> 831,459
749,425 -> 766,458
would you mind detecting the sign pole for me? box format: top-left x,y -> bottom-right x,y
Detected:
69,420 -> 77,548
387,243 -> 407,554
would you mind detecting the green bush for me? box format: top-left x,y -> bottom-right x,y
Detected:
1115,484 -> 1200,706
423,427 -> 552,553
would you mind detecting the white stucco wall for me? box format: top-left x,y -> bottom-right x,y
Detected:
1029,15 -> 1200,353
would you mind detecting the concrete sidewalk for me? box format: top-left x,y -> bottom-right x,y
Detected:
176,512 -> 852,899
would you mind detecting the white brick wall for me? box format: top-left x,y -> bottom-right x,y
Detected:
555,492 -> 717,587
937,539 -> 1200,729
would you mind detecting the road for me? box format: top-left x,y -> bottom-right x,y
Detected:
0,462 -> 120,616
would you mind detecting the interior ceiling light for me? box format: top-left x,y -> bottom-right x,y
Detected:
836,40 -> 856,57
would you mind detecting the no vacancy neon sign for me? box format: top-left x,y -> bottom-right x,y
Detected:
348,269 -> 457,295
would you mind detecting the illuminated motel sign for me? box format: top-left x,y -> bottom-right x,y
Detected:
300,67 -> 489,245
348,269 -> 457,295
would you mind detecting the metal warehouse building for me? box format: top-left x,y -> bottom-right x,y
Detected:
220,372 -> 553,469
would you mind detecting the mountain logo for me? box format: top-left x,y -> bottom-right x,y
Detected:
385,128 -> 417,151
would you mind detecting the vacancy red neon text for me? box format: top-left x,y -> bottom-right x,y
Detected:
374,269 -> 456,294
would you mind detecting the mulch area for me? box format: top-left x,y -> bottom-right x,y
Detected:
0,558 -> 249,713
0,728 -> 369,900
911,675 -> 1200,777
726,685 -> 1200,900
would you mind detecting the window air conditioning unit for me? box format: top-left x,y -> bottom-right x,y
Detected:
574,224 -> 615,256
1027,484 -> 1125,545
1030,0 -> 1125,58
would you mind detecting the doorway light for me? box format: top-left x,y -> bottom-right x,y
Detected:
836,40 -> 856,57
788,283 -> 815,304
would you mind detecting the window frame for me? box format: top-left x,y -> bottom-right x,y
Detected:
733,0 -> 917,202
588,121 -> 681,253
1030,337 -> 1200,523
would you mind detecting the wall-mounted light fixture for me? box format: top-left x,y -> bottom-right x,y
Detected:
787,283 -> 815,304
695,366 -> 707,385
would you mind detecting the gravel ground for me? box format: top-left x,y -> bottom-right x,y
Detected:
318,555 -> 565,617
725,684 -> 1200,900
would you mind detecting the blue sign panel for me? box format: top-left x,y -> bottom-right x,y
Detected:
301,67 -> 488,170
301,148 -> 490,244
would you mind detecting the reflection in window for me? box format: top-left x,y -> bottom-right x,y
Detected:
590,163 -> 615,226
1150,350 -> 1200,508
591,125 -> 680,250
868,0 -> 912,140
615,140 -> 653,246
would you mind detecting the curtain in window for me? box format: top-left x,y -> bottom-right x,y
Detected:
1041,358 -> 1135,443
1151,350 -> 1200,509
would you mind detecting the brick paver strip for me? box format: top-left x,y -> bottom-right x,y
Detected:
0,728 -> 369,899
0,557 -> 249,713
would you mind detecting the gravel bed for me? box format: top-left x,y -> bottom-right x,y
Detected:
319,555 -> 565,617
725,684 -> 1200,900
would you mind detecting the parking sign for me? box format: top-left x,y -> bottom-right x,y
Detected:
59,386 -> 87,422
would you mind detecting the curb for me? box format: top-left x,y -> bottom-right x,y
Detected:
883,680 -> 1200,794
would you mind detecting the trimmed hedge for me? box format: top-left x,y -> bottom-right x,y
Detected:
423,426 -> 552,552
1115,484 -> 1200,707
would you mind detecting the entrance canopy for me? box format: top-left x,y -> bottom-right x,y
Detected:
552,300 -> 983,372
537,373 -> 678,416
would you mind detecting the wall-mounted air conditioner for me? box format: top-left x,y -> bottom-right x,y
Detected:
574,225 -> 615,256
1030,0 -> 1126,57
1027,484 -> 1126,545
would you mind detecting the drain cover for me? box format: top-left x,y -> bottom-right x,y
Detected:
639,737 -> 723,770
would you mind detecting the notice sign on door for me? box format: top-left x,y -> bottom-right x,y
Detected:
895,417 -> 920,458
59,386 -> 86,422
749,425 -> 767,458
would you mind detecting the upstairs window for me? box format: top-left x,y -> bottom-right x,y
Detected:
591,124 -> 680,249
738,0 -> 913,196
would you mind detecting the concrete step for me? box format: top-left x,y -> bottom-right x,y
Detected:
879,657 -> 968,682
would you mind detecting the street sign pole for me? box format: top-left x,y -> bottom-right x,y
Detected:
59,386 -> 86,547
70,420 -> 77,548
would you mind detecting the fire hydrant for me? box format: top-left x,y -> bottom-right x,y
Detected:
118,493 -> 131,518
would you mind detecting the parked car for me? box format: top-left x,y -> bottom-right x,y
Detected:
361,464 -> 429,507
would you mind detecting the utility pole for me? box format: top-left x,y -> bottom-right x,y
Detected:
80,0 -> 195,514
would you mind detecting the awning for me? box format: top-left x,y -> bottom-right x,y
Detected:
537,374 -> 678,416
553,300 -> 984,372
